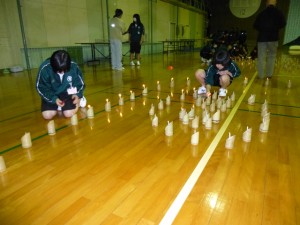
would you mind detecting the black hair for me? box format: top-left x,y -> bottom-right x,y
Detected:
114,9 -> 123,18
50,50 -> 71,73
213,49 -> 231,67
133,14 -> 141,24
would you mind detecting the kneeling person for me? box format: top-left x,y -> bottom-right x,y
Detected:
195,49 -> 241,97
36,50 -> 85,120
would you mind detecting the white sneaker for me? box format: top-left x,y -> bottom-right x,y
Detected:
219,88 -> 227,97
80,96 -> 87,108
198,86 -> 206,95
130,61 -> 135,66
136,61 -> 140,66
116,67 -> 125,71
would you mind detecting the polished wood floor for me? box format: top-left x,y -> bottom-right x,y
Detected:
0,50 -> 299,225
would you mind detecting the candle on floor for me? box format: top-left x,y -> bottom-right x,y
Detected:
118,94 -> 124,106
212,109 -> 220,123
71,114 -> 78,125
158,99 -> 164,110
180,89 -> 185,101
243,77 -> 248,85
152,114 -> 158,127
243,126 -> 252,142
191,131 -> 199,145
105,99 -> 111,112
186,77 -> 191,86
142,84 -> 148,96
170,77 -> 174,88
47,120 -> 56,135
191,116 -> 199,129
157,81 -> 161,91
149,104 -> 155,116
165,121 -> 173,136
225,132 -> 236,149
130,90 -> 135,101
21,132 -> 32,149
166,95 -> 171,105
0,156 -> 6,172
87,105 -> 94,118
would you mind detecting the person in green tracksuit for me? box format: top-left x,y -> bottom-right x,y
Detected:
36,50 -> 85,120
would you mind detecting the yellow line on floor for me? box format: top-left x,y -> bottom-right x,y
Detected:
159,73 -> 257,225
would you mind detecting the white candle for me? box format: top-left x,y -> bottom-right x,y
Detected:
158,99 -> 164,110
130,91 -> 135,101
182,113 -> 189,125
210,102 -> 215,112
149,104 -> 155,116
180,89 -> 185,101
71,113 -> 78,125
195,97 -> 202,107
47,120 -> 56,135
221,102 -> 227,112
226,98 -> 231,108
152,114 -> 158,127
243,77 -> 248,85
87,105 -> 94,118
165,121 -> 173,136
212,110 -> 220,123
243,127 -> 252,142
170,77 -> 174,88
265,78 -> 269,86
179,108 -> 186,120
206,96 -> 211,106
192,116 -> 199,129
21,132 -> 32,149
105,99 -> 111,112
248,94 -> 255,105
188,106 -> 195,119
225,132 -> 236,149
118,94 -> 124,106
287,80 -> 292,88
157,81 -> 161,91
259,117 -> 270,133
0,156 -> 6,172
166,95 -> 171,105
191,131 -> 199,145
142,84 -> 148,96
212,91 -> 217,100
205,117 -> 212,130
193,88 -> 198,99
231,92 -> 235,102
186,77 -> 191,86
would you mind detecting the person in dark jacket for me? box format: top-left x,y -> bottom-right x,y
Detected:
128,14 -> 145,66
253,0 -> 286,79
195,49 -> 241,97
36,50 -> 85,120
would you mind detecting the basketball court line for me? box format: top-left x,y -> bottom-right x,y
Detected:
159,72 -> 257,225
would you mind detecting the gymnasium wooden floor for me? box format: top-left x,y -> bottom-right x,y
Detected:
0,49 -> 299,225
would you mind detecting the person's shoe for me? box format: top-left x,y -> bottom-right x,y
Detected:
219,88 -> 227,97
136,61 -> 140,66
198,86 -> 206,95
116,67 -> 125,71
80,96 -> 87,108
130,61 -> 135,66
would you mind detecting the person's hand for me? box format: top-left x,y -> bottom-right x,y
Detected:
56,98 -> 65,107
72,95 -> 80,105
206,92 -> 211,97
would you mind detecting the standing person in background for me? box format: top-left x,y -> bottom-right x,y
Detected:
253,0 -> 286,79
128,14 -> 145,66
109,9 -> 126,71
36,50 -> 85,120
